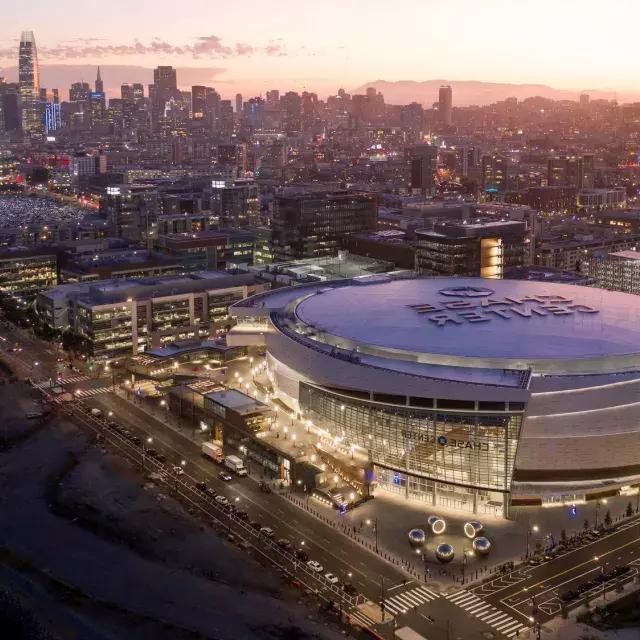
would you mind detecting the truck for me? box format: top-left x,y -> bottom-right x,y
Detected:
224,455 -> 247,476
201,441 -> 224,463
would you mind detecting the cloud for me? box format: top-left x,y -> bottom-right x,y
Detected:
0,35 -> 287,61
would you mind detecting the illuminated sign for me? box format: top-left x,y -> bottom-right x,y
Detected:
402,430 -> 490,452
408,293 -> 599,327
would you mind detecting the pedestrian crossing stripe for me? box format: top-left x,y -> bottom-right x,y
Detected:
349,610 -> 375,628
74,386 -> 110,397
57,375 -> 90,383
382,585 -> 440,615
445,590 -> 526,638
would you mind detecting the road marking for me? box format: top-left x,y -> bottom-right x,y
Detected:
382,585 -> 439,614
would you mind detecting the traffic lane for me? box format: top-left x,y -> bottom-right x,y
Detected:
86,392 -> 408,599
494,530 -> 640,616
484,520 -> 640,606
501,538 -> 640,617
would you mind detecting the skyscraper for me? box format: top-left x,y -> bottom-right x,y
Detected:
151,66 -> 178,127
18,30 -> 41,135
95,67 -> 103,94
235,93 -> 243,114
438,85 -> 453,127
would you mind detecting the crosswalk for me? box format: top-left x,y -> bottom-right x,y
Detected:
74,386 -> 110,398
56,374 -> 90,384
349,609 -> 376,628
445,590 -> 526,638
382,585 -> 440,616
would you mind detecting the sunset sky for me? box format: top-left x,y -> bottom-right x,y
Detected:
2,0 -> 639,98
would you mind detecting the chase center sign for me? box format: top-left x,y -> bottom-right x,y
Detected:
408,286 -> 600,327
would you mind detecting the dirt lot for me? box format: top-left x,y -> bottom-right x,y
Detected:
0,381 -> 344,640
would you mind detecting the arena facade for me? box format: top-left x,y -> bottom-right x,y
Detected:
229,276 -> 640,517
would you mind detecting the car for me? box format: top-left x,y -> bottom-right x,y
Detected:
277,538 -> 293,551
560,590 -> 579,602
259,481 -> 272,493
249,521 -> 262,531
156,454 -> 167,463
235,509 -> 249,521
343,583 -> 357,596
131,436 -> 142,446
324,573 -> 339,585
205,487 -> 217,498
260,527 -> 275,538
307,560 -> 323,573
295,548 -> 309,562
195,481 -> 207,492
172,465 -> 185,476
223,503 -> 236,514
219,471 -> 233,482
146,448 -> 158,458
215,495 -> 229,506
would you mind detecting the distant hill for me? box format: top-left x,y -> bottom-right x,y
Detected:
350,79 -> 632,107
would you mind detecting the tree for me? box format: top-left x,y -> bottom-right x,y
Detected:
604,510 -> 612,528
626,502 -> 633,518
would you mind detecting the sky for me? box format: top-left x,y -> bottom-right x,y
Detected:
1,0 -> 639,99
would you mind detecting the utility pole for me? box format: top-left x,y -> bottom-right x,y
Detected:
380,575 -> 385,622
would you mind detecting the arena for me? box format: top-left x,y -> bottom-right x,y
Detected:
229,276 -> 640,518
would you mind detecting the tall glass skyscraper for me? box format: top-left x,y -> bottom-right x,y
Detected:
18,30 -> 42,135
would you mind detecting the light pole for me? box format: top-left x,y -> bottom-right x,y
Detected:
142,436 -> 152,469
594,556 -> 607,601
366,518 -> 379,553
526,524 -> 539,558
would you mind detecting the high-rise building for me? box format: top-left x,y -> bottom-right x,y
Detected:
0,81 -> 20,131
18,30 -> 42,135
151,66 -> 178,127
438,85 -> 453,127
415,219 -> 527,278
482,153 -> 509,192
95,66 -> 103,94
409,144 -> 438,192
271,189 -> 378,261
192,85 -> 207,119
235,93 -> 243,114
547,154 -> 594,190
69,81 -> 90,102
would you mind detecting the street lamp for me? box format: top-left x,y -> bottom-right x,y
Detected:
594,556 -> 607,601
526,524 -> 539,558
366,518 -> 379,553
142,436 -> 153,469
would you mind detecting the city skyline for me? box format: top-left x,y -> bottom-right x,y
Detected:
1,0 -> 640,99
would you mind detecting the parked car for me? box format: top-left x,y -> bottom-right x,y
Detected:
277,538 -> 292,552
172,465 -> 184,476
195,481 -> 207,492
235,510 -> 249,521
324,573 -> 339,585
307,560 -> 323,573
260,527 -> 275,538
215,495 -> 229,506
296,548 -> 309,562
205,487 -> 217,498
250,521 -> 262,531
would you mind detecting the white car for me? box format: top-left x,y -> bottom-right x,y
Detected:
324,573 -> 339,585
307,560 -> 323,573
260,526 -> 275,538
172,465 -> 184,475
215,495 -> 229,506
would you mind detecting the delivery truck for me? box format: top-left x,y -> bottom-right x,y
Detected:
224,455 -> 247,476
201,441 -> 224,463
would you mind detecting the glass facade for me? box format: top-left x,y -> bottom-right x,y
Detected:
299,383 -> 523,515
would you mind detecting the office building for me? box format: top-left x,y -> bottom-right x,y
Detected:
481,153 -> 509,192
0,248 -> 57,304
18,30 -> 41,135
547,154 -> 594,190
415,219 -> 527,278
409,144 -> 438,192
438,85 -> 453,127
37,272 -> 268,359
581,250 -> 640,294
208,177 -> 259,227
272,190 -> 378,261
